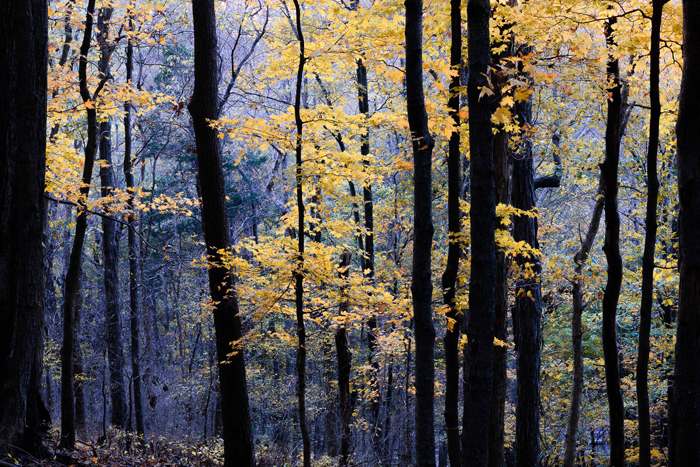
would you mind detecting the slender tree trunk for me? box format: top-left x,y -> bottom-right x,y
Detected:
60,0 -> 99,447
671,1 -> 700,465
462,0 -> 496,465
336,252 -> 353,467
601,17 -> 625,467
443,0 -> 462,463
124,10 -> 145,437
489,53 -> 512,467
289,1 -> 311,465
406,0 -> 436,464
357,55 -> 381,457
74,285 -> 86,435
188,1 -> 255,465
0,0 -> 48,454
512,72 -> 542,467
96,7 -> 128,429
563,198 -> 604,467
637,2 -> 665,465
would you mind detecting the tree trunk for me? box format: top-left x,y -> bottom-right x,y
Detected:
563,197 -> 604,467
124,12 -> 145,438
74,285 -> 86,435
601,17 -> 625,467
443,0 -> 462,463
357,54 -> 381,458
636,2 -> 665,465
512,72 -> 542,467
60,0 -> 99,448
289,1 -> 311,465
0,0 -> 48,454
97,7 -> 128,430
671,1 -> 700,465
188,1 -> 255,465
489,45 -> 512,467
406,0 -> 436,464
462,0 -> 496,465
336,252 -> 353,467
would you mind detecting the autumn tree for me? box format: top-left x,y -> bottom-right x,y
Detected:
637,1 -> 666,465
443,0 -> 462,464
462,0 -> 496,465
188,0 -> 255,465
406,0 -> 436,463
60,0 -> 102,448
601,15 -> 625,467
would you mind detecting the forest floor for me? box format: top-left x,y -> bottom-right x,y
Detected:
2,432 -> 224,467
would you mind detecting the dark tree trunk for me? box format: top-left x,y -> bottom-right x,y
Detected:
512,75 -> 542,467
0,0 -> 48,454
636,2 -> 665,466
74,286 -> 86,435
289,1 -> 311,465
671,1 -> 700,465
462,0 -> 496,465
601,17 -> 625,467
489,42 -> 512,467
188,1 -> 255,465
336,252 -> 353,467
357,54 -> 381,458
60,0 -> 99,448
124,12 -> 145,438
406,0 -> 436,464
97,7 -> 128,430
443,0 -> 462,463
563,197 -> 603,467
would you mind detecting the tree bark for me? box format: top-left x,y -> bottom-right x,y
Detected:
637,1 -> 665,465
462,1 -> 496,466
0,0 -> 48,454
512,69 -> 542,467
60,0 -> 100,448
489,39 -> 512,467
671,1 -> 700,465
601,17 -> 625,467
188,1 -> 255,465
124,10 -> 145,437
443,0 -> 463,464
336,252 -> 353,467
289,1 -> 311,465
97,6 -> 129,430
563,197 -> 604,467
406,0 -> 436,464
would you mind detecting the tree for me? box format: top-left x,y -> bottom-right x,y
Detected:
462,0 -> 496,464
123,6 -> 145,437
600,16 -> 625,467
188,0 -> 255,465
512,65 -> 542,467
0,0 -> 49,455
637,1 -> 666,465
60,0 -> 102,448
97,5 -> 129,430
443,0 -> 463,464
406,0 -> 436,463
671,1 -> 700,464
